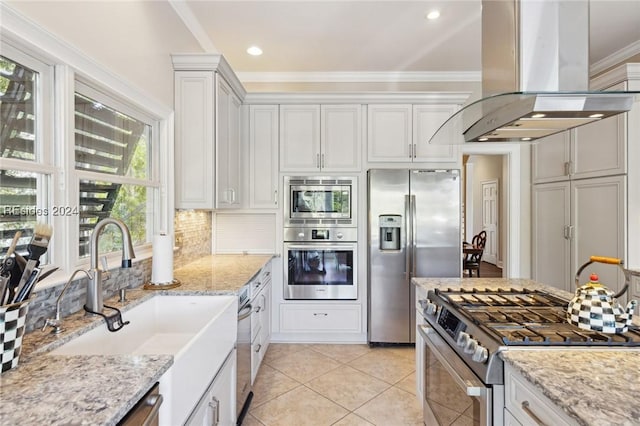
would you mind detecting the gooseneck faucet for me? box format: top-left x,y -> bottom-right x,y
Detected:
87,218 -> 136,313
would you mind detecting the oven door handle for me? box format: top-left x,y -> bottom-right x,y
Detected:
238,304 -> 253,321
418,324 -> 487,397
285,243 -> 355,250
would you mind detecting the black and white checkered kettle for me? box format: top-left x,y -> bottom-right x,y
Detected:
567,256 -> 637,334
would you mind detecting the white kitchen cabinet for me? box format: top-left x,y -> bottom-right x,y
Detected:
532,175 -> 626,296
279,104 -> 362,172
413,104 -> 460,162
185,348 -> 236,426
216,77 -> 242,209
174,71 -> 215,209
532,83 -> 627,184
279,303 -> 361,332
173,55 -> 246,210
368,104 -> 460,163
251,262 -> 272,384
367,104 -> 413,162
249,105 -> 279,208
504,363 -> 576,426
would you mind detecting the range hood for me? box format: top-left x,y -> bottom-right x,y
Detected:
430,0 -> 638,144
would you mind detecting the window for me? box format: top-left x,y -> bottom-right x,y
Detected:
74,84 -> 159,258
0,50 -> 52,258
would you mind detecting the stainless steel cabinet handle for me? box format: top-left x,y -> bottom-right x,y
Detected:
274,189 -> 278,205
521,401 -> 548,426
321,153 -> 325,168
313,312 -> 328,316
316,153 -> 320,168
208,396 -> 220,426
413,143 -> 417,158
140,394 -> 163,426
255,343 -> 262,353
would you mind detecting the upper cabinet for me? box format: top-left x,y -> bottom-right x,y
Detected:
532,82 -> 627,184
368,104 -> 460,163
172,54 -> 246,210
279,104 -> 362,172
249,105 -> 279,209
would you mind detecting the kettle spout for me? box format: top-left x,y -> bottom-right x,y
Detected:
615,300 -> 637,328
626,300 -> 637,316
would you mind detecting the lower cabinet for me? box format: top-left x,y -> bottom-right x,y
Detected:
279,304 -> 361,332
504,364 -> 576,426
251,266 -> 272,384
185,349 -> 236,426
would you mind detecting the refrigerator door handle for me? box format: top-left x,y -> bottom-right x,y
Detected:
411,194 -> 417,277
405,194 -> 411,281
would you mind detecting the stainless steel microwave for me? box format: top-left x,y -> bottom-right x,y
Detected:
284,176 -> 357,227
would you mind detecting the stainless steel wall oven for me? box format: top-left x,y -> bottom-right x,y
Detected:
283,227 -> 357,300
284,176 -> 356,227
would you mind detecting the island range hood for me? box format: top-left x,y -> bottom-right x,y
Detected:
430,0 -> 638,144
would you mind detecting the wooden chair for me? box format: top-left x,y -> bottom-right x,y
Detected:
463,231 -> 487,277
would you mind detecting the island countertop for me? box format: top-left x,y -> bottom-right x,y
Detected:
0,254 -> 273,426
413,277 -> 640,426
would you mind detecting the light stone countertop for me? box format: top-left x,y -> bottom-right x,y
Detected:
0,254 -> 273,426
413,277 -> 640,426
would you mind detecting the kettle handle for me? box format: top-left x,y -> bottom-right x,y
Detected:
589,256 -> 623,265
575,256 -> 629,299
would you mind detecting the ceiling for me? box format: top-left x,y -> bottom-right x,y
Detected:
178,0 -> 640,80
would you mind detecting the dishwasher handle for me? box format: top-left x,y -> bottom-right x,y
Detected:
238,304 -> 252,321
140,394 -> 163,426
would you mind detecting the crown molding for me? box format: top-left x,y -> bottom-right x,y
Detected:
591,63 -> 640,90
171,53 -> 247,99
236,71 -> 481,84
591,40 -> 640,77
243,91 -> 472,105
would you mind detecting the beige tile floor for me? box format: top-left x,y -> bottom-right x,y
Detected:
243,343 -> 422,426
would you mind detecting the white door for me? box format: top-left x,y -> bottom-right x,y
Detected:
481,180 -> 498,265
320,104 -> 362,172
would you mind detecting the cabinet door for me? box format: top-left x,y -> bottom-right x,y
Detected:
532,182 -> 571,292
216,77 -> 242,208
367,104 -> 412,162
174,71 -> 214,209
571,113 -> 625,179
321,104 -> 362,171
413,104 -> 460,163
531,131 -> 571,183
279,105 -> 321,172
249,105 -> 279,208
571,175 -> 626,298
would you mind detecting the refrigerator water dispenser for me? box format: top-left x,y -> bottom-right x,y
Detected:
379,215 -> 401,250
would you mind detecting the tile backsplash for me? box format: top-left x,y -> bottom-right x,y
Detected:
25,210 -> 213,333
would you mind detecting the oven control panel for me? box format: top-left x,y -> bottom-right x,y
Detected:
438,307 -> 489,364
437,307 -> 466,339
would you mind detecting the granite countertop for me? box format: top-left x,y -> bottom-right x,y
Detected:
412,277 -> 640,426
0,254 -> 273,426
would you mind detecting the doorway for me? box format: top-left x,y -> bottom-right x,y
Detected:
482,179 -> 498,265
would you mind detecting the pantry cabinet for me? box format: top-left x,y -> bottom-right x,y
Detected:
249,105 -> 279,208
279,104 -> 362,172
367,104 -> 460,163
533,175 -> 626,296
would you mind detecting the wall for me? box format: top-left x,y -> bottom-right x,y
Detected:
6,0 -> 202,108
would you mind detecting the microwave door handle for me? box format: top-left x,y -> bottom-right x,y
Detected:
405,194 -> 411,281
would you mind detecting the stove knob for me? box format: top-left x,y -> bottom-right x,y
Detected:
424,301 -> 437,315
464,338 -> 478,354
472,346 -> 489,363
456,332 -> 470,348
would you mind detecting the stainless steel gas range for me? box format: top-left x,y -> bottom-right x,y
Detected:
416,286 -> 640,426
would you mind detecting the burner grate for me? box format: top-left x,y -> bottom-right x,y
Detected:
491,323 -> 640,346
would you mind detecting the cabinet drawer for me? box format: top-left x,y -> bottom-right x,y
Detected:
505,365 -> 576,426
280,304 -> 361,332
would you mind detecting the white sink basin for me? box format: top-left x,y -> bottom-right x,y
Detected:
51,295 -> 238,425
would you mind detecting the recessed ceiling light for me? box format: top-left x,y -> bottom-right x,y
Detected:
247,46 -> 263,56
521,137 -> 532,141
426,10 -> 440,20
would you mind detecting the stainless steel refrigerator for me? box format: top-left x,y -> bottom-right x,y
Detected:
368,169 -> 461,344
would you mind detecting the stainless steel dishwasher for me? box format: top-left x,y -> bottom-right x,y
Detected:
236,284 -> 253,424
117,382 -> 163,426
